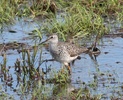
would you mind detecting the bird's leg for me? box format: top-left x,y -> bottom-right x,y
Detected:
67,65 -> 71,75
61,65 -> 65,73
60,63 -> 71,74
64,63 -> 71,74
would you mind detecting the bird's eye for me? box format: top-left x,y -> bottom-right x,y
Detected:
50,36 -> 53,38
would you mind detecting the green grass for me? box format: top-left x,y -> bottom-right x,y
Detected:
0,0 -> 123,38
41,2 -> 108,39
0,85 -> 14,100
0,0 -> 56,26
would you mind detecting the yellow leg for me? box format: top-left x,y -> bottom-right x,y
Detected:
61,66 -> 65,73
59,63 -> 72,74
67,65 -> 71,74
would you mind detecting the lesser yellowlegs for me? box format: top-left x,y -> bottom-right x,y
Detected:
40,34 -> 89,73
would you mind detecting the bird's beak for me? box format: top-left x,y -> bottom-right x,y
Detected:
38,38 -> 50,45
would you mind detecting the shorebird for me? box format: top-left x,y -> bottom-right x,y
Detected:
40,34 -> 89,74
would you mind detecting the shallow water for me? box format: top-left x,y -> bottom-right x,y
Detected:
71,37 -> 123,99
0,17 -> 123,99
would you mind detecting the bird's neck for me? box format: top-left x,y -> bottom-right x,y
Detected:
49,42 -> 58,49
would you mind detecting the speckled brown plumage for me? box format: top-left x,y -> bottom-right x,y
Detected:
41,34 -> 88,67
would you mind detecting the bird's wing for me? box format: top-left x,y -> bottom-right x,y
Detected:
58,42 -> 88,57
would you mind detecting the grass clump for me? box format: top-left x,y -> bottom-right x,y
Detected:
57,0 -> 123,19
1,0 -> 123,32
41,1 -> 108,39
0,0 -> 15,24
0,0 -> 52,35
0,0 -> 123,25
81,0 -> 122,14
0,85 -> 14,100
39,0 -> 123,39
0,0 -> 57,26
